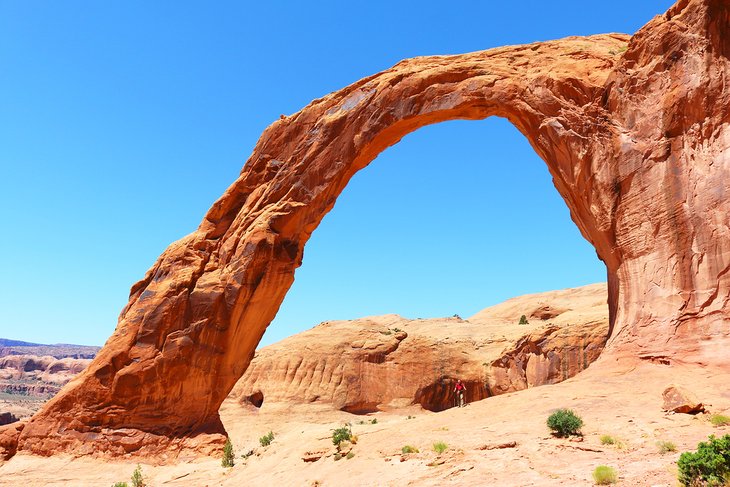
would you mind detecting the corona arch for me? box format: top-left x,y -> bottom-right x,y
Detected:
10,0 -> 730,459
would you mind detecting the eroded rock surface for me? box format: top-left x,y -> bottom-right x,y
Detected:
232,284 -> 608,412
14,0 -> 730,459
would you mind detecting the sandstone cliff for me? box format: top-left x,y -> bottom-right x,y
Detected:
232,284 -> 607,412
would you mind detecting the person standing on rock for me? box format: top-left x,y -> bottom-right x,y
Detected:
454,379 -> 467,408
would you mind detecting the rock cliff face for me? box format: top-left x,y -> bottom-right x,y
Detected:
12,0 -> 730,459
232,284 -> 608,413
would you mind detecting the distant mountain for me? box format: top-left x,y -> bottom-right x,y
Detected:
0,338 -> 101,360
0,338 -> 42,347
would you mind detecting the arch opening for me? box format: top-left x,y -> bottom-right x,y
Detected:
262,117 -> 608,349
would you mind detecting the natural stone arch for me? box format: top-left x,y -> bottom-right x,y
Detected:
10,0 -> 730,459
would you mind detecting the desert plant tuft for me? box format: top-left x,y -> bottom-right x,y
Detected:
259,431 -> 275,447
657,440 -> 677,454
547,408 -> 583,437
371,418 -> 378,425
402,445 -> 419,454
222,438 -> 235,468
433,441 -> 448,454
710,414 -> 730,427
519,314 -> 529,325
593,465 -> 618,484
677,434 -> 730,486
332,425 -> 353,447
112,483 -> 128,487
131,464 -> 145,487
600,435 -> 615,445
346,451 -> 355,459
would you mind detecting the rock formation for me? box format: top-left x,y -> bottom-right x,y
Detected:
232,284 -> 608,412
9,0 -> 729,459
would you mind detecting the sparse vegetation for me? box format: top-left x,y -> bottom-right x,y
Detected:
222,438 -> 235,467
259,431 -> 275,447
406,415 -> 415,420
519,314 -> 529,325
547,409 -> 583,437
112,483 -> 128,487
371,418 -> 378,425
402,445 -> 419,454
131,465 -> 145,487
241,449 -> 254,459
600,435 -> 625,449
332,425 -> 353,447
392,327 -> 402,333
600,435 -> 616,445
609,46 -> 628,55
658,440 -> 677,454
711,414 -> 730,427
593,465 -> 618,484
433,441 -> 448,454
333,453 -> 342,461
677,434 -> 730,486
346,451 -> 355,459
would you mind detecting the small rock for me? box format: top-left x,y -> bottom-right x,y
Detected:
662,384 -> 705,414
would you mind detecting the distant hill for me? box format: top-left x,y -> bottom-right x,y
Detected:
0,338 -> 42,347
0,338 -> 100,360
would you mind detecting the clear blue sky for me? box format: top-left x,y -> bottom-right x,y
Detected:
0,1 -> 674,347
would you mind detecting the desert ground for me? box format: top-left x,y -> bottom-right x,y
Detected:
0,359 -> 728,486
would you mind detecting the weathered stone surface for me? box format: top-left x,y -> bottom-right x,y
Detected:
232,284 -> 608,412
13,0 -> 730,459
0,421 -> 24,460
662,384 -> 705,414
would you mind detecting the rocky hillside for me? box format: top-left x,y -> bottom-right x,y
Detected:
0,341 -> 98,425
231,283 -> 608,413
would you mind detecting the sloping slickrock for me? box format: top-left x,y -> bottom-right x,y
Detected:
231,284 -> 608,412
14,0 -> 730,459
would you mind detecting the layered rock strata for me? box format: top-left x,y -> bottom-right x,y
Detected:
232,284 -> 608,412
12,0 -> 730,459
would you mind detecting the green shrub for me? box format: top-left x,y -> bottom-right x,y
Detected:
593,465 -> 618,484
259,431 -> 275,447
402,445 -> 419,454
433,441 -> 448,454
547,409 -> 583,437
600,435 -> 615,445
371,418 -> 378,425
658,440 -> 677,454
711,415 -> 730,427
131,464 -> 144,487
678,434 -> 730,486
222,438 -> 235,467
332,426 -> 352,447
346,451 -> 355,459
519,314 -> 529,325
112,483 -> 128,487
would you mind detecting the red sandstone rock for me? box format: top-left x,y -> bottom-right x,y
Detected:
232,284 -> 608,412
0,421 -> 24,460
662,384 -> 706,414
12,0 -> 730,460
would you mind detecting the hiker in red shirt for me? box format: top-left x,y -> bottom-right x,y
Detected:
454,379 -> 467,408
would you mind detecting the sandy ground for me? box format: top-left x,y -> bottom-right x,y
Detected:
1,357 -> 729,486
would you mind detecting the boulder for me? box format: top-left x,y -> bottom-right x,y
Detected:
662,385 -> 705,414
